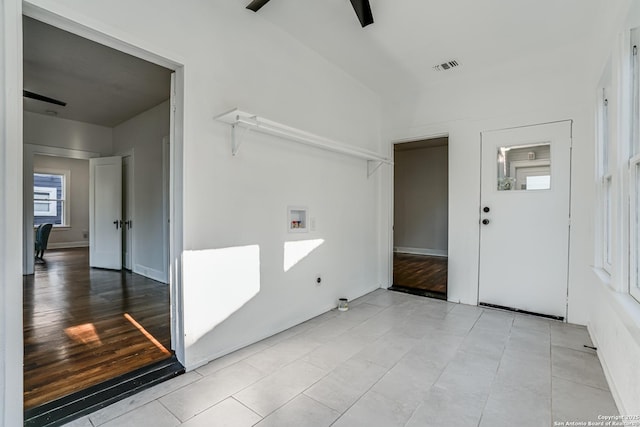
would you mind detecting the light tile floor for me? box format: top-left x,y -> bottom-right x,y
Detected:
64,289 -> 618,427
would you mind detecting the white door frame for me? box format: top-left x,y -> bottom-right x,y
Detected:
477,120 -> 572,319
162,136 -> 170,284
19,3 -> 187,372
2,1 -> 26,423
387,132 -> 450,289
119,151 -> 135,271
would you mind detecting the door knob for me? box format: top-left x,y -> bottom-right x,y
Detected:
114,220 -> 120,230
483,207 -> 490,213
482,219 -> 490,225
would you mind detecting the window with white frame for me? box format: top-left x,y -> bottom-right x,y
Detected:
33,170 -> 69,227
599,85 -> 613,273
630,28 -> 640,302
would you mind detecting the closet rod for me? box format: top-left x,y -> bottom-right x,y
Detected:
215,108 -> 392,166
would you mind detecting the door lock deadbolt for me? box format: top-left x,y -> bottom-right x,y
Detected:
483,207 -> 490,213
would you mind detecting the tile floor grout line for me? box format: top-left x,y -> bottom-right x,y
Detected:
301,393 -> 344,417
229,396 -> 264,421
475,316 -> 514,427
325,330 -> 436,427
551,374 -> 612,392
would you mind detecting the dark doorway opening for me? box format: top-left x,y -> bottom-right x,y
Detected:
390,137 -> 449,300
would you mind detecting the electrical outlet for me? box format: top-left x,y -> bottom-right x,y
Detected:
315,274 -> 322,286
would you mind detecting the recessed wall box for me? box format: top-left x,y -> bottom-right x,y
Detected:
288,206 -> 308,233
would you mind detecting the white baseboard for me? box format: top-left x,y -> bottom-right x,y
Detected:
133,264 -> 168,284
48,241 -> 89,249
394,246 -> 448,257
587,322 -> 626,415
185,285 -> 379,371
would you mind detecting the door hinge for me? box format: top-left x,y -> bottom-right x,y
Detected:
634,45 -> 638,56
171,92 -> 177,112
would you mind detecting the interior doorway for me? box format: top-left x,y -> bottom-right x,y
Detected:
390,137 -> 449,299
22,14 -> 183,424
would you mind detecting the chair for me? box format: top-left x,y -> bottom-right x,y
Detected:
35,223 -> 53,260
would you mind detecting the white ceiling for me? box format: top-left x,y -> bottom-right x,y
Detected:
23,16 -> 172,127
22,1 -> 608,127
247,0 -> 607,98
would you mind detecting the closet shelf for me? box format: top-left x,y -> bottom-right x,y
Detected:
214,108 -> 392,177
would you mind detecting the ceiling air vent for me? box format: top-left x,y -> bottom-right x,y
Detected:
433,60 -> 460,72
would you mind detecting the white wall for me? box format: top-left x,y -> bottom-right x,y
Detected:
24,111 -> 113,155
113,100 -> 169,282
33,154 -> 89,248
18,0 -> 383,371
394,144 -> 448,255
1,0 -> 24,424
582,0 -> 640,415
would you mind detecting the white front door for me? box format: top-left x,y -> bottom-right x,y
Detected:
90,156 -> 123,270
478,121 -> 571,319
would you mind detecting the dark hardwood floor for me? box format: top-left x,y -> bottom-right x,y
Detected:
392,252 -> 448,296
23,248 -> 171,410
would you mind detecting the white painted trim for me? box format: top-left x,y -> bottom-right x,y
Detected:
48,241 -> 88,249
117,149 -> 135,272
184,284 -> 380,371
169,69 -> 186,364
33,185 -> 57,216
22,2 -> 186,70
394,247 -> 448,257
133,264 -> 167,284
2,0 -> 24,424
387,130 -> 451,296
162,136 -> 170,285
629,154 -> 640,301
587,324 -> 627,415
24,143 -> 100,160
34,167 -> 71,225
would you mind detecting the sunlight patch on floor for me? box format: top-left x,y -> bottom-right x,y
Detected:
64,323 -> 102,347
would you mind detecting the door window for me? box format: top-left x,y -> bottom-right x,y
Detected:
497,142 -> 551,191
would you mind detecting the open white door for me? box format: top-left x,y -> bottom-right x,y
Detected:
478,121 -> 571,320
123,155 -> 133,270
90,156 -> 123,270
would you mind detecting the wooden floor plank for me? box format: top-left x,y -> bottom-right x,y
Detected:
23,248 -> 171,410
393,252 -> 448,294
